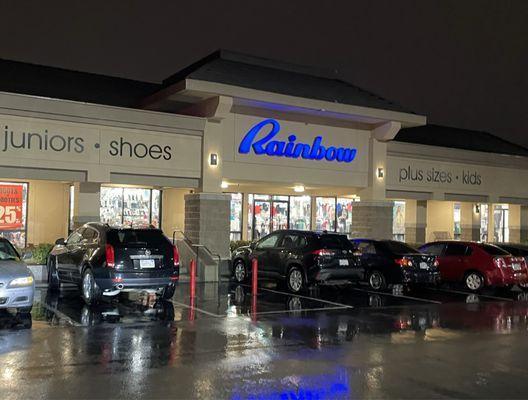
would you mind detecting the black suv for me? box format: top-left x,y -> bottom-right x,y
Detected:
48,223 -> 180,305
231,230 -> 358,293
351,239 -> 441,290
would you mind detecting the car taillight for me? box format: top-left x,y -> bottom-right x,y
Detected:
105,244 -> 115,268
395,257 -> 413,267
173,245 -> 180,267
433,257 -> 439,267
494,257 -> 507,268
312,249 -> 335,257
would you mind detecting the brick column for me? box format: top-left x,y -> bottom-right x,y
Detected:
73,182 -> 101,228
460,202 -> 480,242
350,201 -> 393,239
184,192 -> 230,281
404,200 -> 427,245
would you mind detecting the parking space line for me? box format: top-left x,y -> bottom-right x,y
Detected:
41,303 -> 82,327
251,286 -> 354,309
169,299 -> 224,318
251,305 -> 349,316
350,287 -> 443,304
425,287 -> 514,302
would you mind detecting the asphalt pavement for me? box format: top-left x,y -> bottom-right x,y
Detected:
1,281 -> 528,399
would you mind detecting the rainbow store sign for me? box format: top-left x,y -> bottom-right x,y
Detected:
238,118 -> 358,163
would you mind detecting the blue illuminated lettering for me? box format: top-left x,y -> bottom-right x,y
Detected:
238,118 -> 357,163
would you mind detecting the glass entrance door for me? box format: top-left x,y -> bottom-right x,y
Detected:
253,200 -> 271,240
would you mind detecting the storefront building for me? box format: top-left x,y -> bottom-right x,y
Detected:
0,51 -> 528,280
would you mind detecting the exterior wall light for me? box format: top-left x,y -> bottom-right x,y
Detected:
377,167 -> 384,179
220,181 -> 229,189
293,185 -> 305,193
474,204 -> 480,213
209,153 -> 218,166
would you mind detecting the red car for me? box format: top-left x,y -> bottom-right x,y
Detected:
418,241 -> 528,291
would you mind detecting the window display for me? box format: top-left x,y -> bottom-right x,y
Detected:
100,186 -> 161,228
230,193 -> 243,241
480,204 -> 489,241
247,194 -> 254,240
272,196 -> 289,231
0,181 -> 27,249
289,196 -> 311,230
253,198 -> 271,239
337,198 -> 354,235
493,204 -> 509,242
315,197 -> 336,231
453,203 -> 461,240
392,201 -> 405,241
68,185 -> 75,233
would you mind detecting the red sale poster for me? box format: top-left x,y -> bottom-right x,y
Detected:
0,184 -> 24,230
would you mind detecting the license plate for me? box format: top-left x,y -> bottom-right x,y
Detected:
140,259 -> 155,268
513,263 -> 521,271
339,259 -> 349,266
420,262 -> 429,270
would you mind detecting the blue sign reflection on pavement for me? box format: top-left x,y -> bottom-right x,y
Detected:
231,367 -> 351,400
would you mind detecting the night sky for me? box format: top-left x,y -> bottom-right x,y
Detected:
1,1 -> 527,147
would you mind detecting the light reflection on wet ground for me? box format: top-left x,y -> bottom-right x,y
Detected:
1,282 -> 528,398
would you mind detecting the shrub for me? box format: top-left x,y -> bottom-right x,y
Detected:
22,243 -> 54,265
230,240 -> 252,253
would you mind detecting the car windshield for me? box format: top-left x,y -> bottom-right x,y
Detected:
318,234 -> 354,249
107,229 -> 168,246
0,240 -> 19,261
383,241 -> 419,254
479,244 -> 510,256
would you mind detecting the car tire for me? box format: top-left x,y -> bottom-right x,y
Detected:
464,271 -> 484,292
368,270 -> 387,291
286,266 -> 305,293
81,268 -> 101,306
161,284 -> 176,300
233,259 -> 247,283
47,257 -> 60,292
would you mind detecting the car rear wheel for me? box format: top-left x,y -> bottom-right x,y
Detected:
47,257 -> 60,291
161,284 -> 176,300
368,270 -> 387,291
233,260 -> 247,283
81,269 -> 101,306
287,266 -> 304,293
464,271 -> 484,292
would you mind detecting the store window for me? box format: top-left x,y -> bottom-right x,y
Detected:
0,182 -> 28,249
493,204 -> 509,242
392,201 -> 406,241
100,187 -> 161,228
315,197 -> 336,231
453,203 -> 461,240
272,195 -> 289,231
68,185 -> 75,234
337,198 -> 354,235
229,193 -> 243,241
289,196 -> 311,230
480,204 -> 489,241
252,194 -> 271,240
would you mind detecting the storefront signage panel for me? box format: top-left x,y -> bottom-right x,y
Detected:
238,118 -> 358,163
233,115 -> 369,174
0,184 -> 24,230
0,114 -> 201,177
387,156 -> 528,198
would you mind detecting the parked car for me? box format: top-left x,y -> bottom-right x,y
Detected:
48,222 -> 180,305
494,243 -> 528,263
418,241 -> 528,291
351,239 -> 441,290
231,230 -> 359,293
0,238 -> 34,314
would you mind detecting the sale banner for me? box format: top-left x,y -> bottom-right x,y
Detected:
0,184 -> 24,230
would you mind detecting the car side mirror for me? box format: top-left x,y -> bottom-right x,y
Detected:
55,238 -> 66,246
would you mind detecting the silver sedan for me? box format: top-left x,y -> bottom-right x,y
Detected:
0,238 -> 34,313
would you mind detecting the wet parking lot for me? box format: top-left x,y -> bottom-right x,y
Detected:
2,282 -> 528,399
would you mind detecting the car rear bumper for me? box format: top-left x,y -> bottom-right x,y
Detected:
0,284 -> 34,309
402,270 -> 441,285
95,269 -> 179,294
488,270 -> 528,287
313,268 -> 356,283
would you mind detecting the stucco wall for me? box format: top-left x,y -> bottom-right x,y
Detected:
426,200 -> 455,242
